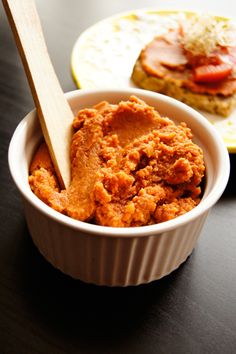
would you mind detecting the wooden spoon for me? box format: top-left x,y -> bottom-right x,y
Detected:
3,0 -> 73,189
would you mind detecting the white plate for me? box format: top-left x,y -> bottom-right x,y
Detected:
71,9 -> 236,153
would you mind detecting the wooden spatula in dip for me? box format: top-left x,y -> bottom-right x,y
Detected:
3,0 -> 73,189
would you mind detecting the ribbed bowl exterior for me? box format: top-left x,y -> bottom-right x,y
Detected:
24,199 -> 208,286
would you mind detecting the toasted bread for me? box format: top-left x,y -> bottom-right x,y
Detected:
132,58 -> 236,117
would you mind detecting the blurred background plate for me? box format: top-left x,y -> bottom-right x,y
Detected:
71,9 -> 236,153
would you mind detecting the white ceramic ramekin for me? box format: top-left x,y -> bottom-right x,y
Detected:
8,88 -> 230,286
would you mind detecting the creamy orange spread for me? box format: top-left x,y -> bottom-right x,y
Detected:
29,96 -> 205,227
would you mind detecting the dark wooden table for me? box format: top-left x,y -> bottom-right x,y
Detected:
1,1 -> 236,353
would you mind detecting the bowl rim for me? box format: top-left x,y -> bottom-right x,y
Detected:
8,88 -> 230,238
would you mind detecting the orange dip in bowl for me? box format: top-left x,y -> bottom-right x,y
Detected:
29,96 -> 205,227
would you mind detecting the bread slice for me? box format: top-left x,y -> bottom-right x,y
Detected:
132,58 -> 236,117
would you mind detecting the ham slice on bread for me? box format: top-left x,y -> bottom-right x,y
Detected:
132,24 -> 236,116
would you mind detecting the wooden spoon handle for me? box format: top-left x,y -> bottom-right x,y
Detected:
3,0 -> 73,189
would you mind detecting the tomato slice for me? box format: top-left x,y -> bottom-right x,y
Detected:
194,63 -> 233,83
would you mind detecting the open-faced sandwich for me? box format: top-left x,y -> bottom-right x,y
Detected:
132,14 -> 236,116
